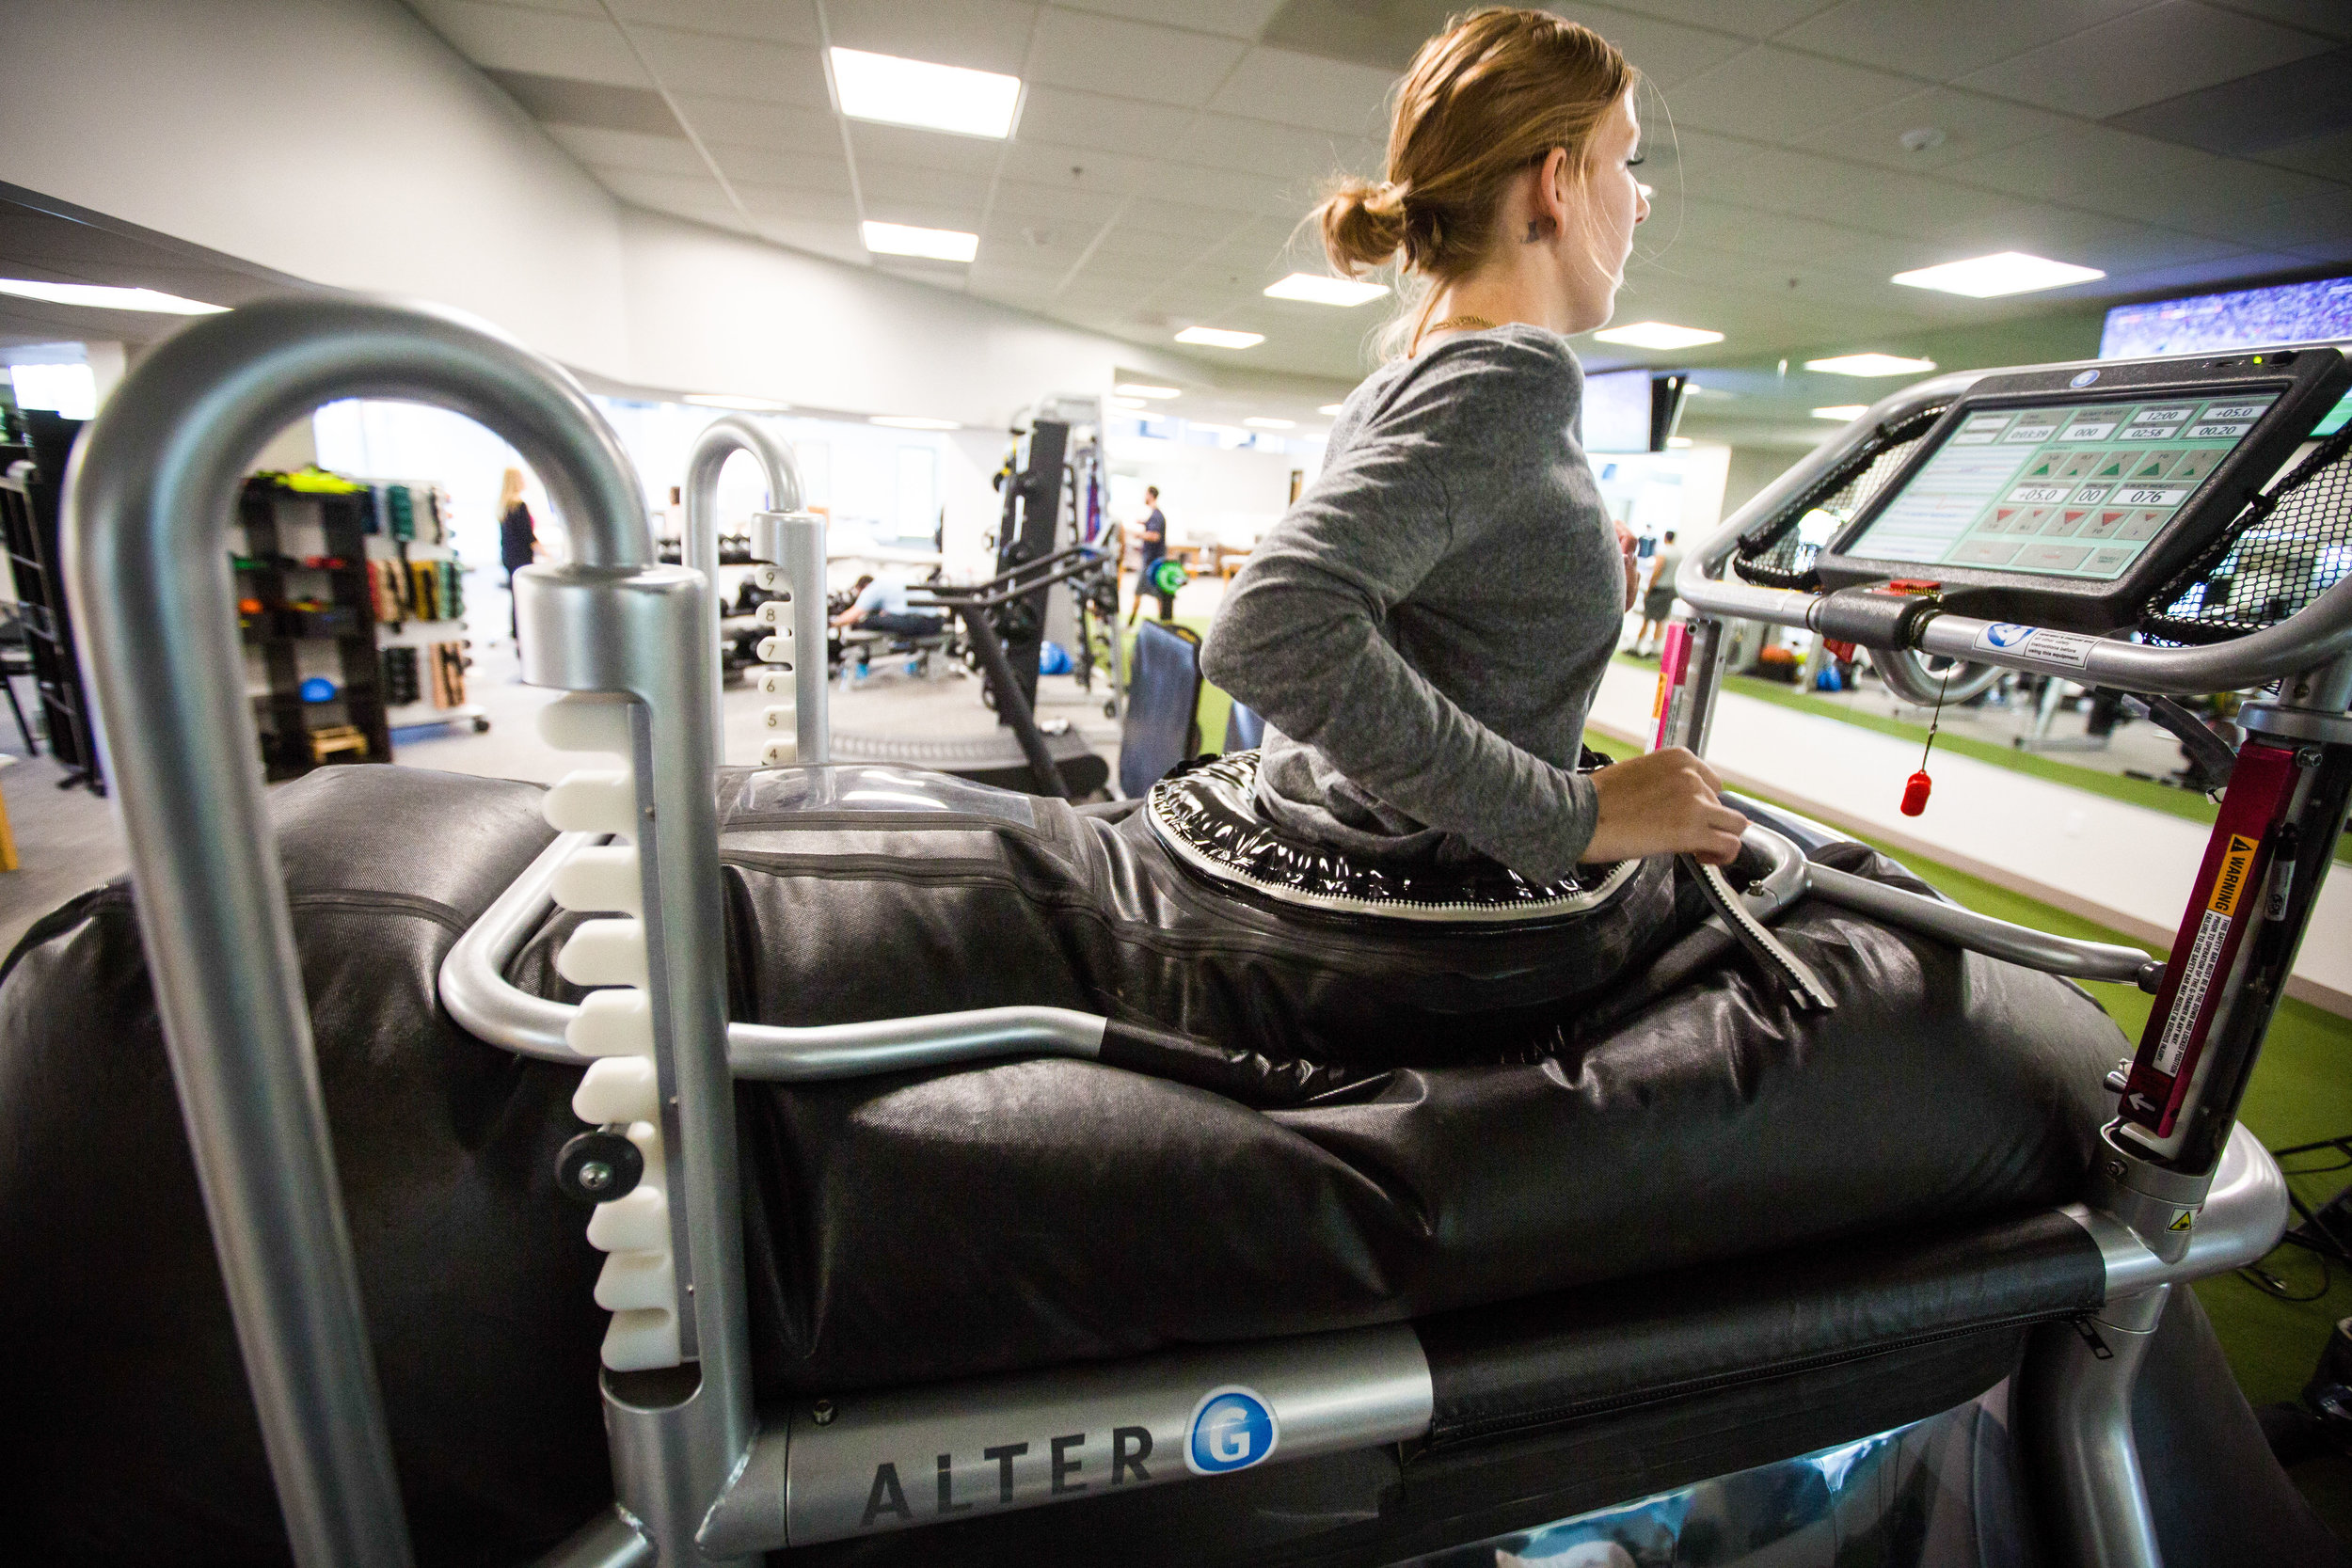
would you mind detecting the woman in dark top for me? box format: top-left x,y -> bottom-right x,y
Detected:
1201,8 -> 1743,881
497,466 -> 537,641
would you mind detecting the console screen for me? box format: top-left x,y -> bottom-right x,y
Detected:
1842,391 -> 2279,579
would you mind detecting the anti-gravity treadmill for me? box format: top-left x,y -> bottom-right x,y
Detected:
5,297 -> 2352,1567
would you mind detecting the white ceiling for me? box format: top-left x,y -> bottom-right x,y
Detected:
405,0 -> 2352,392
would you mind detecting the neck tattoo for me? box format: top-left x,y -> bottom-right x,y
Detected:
1428,314 -> 1500,335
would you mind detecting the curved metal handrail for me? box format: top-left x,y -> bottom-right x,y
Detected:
683,415 -> 802,769
61,294 -> 659,1568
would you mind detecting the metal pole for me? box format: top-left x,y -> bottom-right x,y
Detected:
61,294 -> 651,1568
684,416 -> 803,770
955,601 -> 1067,796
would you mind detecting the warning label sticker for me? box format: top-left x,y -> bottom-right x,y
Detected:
2208,833 -> 2259,917
2169,1210 -> 2194,1232
1974,623 -> 2097,668
2154,907 -> 2232,1076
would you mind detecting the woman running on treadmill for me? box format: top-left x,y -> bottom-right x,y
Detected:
1204,8 -> 1745,883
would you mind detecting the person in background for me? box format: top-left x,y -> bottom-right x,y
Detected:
1136,485 -> 1175,622
497,467 -> 541,645
831,570 -> 944,637
1631,529 -> 1681,657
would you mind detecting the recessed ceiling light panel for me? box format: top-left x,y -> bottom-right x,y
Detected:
1115,383 -> 1181,399
1244,417 -> 1295,429
828,47 -> 1022,139
1263,273 -> 1388,307
1317,404 -> 1344,415
871,414 -> 961,430
683,392 -> 790,411
862,221 -> 978,262
1109,396 -> 1148,411
0,278 -> 226,314
1591,321 -> 1724,350
1175,326 -> 1264,349
1891,251 -> 2104,298
1813,405 -> 1870,420
1804,353 -> 1935,376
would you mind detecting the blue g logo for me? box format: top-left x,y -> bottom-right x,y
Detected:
2071,369 -> 2100,388
1185,1386 -> 1279,1475
1985,623 -> 2033,648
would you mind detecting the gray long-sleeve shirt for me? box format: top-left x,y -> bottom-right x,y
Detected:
1200,325 -> 1622,883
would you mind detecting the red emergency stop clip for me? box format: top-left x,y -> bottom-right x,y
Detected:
1901,770 -> 1932,816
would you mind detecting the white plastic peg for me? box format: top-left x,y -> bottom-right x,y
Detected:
585,1185 -> 669,1252
573,1055 -> 659,1123
557,917 -> 648,988
544,770 -> 637,837
757,669 -> 794,697
762,737 -> 799,767
602,1307 -> 681,1372
762,705 -> 797,732
756,633 -> 792,663
595,1249 -> 676,1312
754,563 -> 788,593
568,988 -> 655,1058
550,846 -> 642,916
757,599 -> 788,628
538,693 -> 632,755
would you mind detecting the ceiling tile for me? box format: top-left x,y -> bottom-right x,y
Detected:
847,121 -> 1007,174
1172,113 -> 1373,182
999,138 -> 1150,193
1790,87 -> 2076,171
2230,188 -> 2352,253
485,68 -> 681,135
548,124 -> 708,175
1206,47 -> 1392,135
2253,124 -> 2352,182
598,166 -> 740,214
1939,122 -> 2337,230
731,180 -> 860,222
1028,10 -> 1249,107
1051,0 -> 1285,40
709,143 -> 852,188
1014,85 -> 1197,160
457,0 -> 606,15
1665,44 -> 1921,141
606,0 -> 821,46
858,159 -> 990,209
1553,3 -> 1753,88
2205,0 -> 2352,40
984,177 -> 1129,226
407,0 -> 648,87
670,93 -> 837,150
1705,148 -> 2027,237
1581,0 -> 1846,42
1648,198 -> 1879,261
1779,0 -> 2143,79
823,0 -> 1040,76
755,215 -> 869,262
628,25 -> 829,106
1958,0 -> 2335,118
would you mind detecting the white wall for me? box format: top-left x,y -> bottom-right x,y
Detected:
1,0 -> 630,372
1109,438 -> 1317,552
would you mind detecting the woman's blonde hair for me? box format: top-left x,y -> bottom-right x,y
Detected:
1313,8 -> 1636,354
498,467 -> 526,514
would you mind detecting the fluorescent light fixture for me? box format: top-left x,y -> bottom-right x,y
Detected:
871,415 -> 960,430
683,392 -> 790,411
1318,404 -> 1344,415
1263,273 -> 1388,308
1804,353 -> 1936,376
1110,396 -> 1148,411
1665,436 -> 1692,448
0,278 -> 226,314
828,47 -> 1022,139
8,362 -> 97,419
1175,326 -> 1264,349
862,221 -> 978,262
1591,321 -> 1724,350
1891,251 -> 2105,298
1115,383 -> 1181,399
1813,404 -> 1869,420
1244,417 -> 1295,429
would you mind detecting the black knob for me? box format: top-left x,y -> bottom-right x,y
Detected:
557,1127 -> 644,1206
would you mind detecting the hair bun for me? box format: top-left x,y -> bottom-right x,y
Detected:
1317,177 -> 1409,276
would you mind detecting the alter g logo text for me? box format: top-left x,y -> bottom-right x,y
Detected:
1185,1386 -> 1278,1475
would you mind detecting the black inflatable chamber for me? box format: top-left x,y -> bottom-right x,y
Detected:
0,763 -> 2144,1563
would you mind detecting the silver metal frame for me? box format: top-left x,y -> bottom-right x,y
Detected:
61,301 -> 2328,1567
681,415 -> 801,769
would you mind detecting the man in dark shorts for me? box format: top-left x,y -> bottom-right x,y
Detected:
1632,529 -> 1681,657
1136,485 -> 1175,622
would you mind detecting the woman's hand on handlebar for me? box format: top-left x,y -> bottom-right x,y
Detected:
1581,747 -> 1747,866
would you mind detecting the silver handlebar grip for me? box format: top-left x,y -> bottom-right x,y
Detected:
60,293 -> 657,1568
684,415 -> 802,770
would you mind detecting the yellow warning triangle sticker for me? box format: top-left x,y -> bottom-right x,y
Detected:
2169,1211 -> 2193,1231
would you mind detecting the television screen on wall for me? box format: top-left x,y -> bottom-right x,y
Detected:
1582,370 -> 1688,452
2099,274 -> 2352,359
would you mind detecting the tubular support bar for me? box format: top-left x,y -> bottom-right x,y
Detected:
684,416 -> 802,770
60,294 -> 655,1568
1804,862 -> 2161,988
2062,1121 -> 2291,1300
748,508 -> 829,765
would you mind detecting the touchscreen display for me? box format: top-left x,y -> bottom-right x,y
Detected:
1842,391 -> 2278,579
